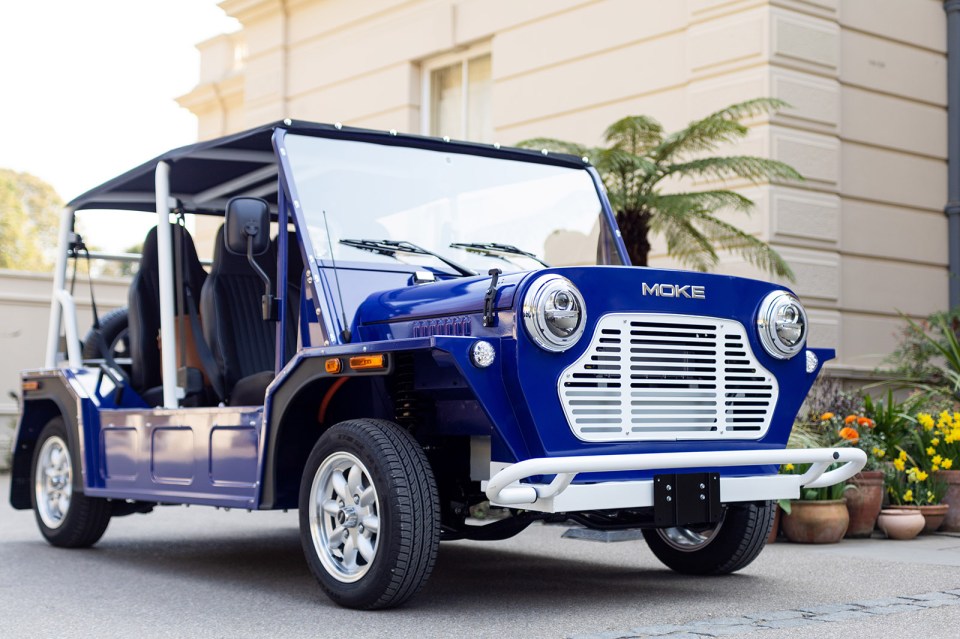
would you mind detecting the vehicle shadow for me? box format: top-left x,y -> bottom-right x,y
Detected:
18,523 -> 759,613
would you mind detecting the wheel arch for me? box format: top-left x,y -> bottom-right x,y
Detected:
10,375 -> 83,510
260,357 -> 395,510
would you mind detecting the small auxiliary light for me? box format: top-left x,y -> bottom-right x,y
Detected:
349,354 -> 386,370
325,358 -> 342,374
470,341 -> 496,368
805,350 -> 818,374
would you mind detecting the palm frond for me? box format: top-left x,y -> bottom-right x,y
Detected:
658,218 -> 719,272
654,118 -> 748,162
602,115 -> 664,154
708,97 -> 789,121
653,98 -> 789,163
691,214 -> 795,281
647,190 -> 755,216
667,156 -> 802,184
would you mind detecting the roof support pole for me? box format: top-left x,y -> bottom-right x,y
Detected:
946,0 -> 960,308
44,206 -> 75,368
155,161 -> 179,408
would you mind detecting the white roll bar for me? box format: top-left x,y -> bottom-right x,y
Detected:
44,206 -> 75,368
53,290 -> 82,369
155,161 -> 179,408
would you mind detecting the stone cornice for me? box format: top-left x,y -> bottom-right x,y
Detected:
219,0 -> 284,24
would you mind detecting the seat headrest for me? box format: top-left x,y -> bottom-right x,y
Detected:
138,225 -> 207,289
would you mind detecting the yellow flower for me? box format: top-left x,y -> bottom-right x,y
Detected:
893,458 -> 906,471
903,489 -> 914,503
784,463 -> 795,471
928,491 -> 935,501
919,413 -> 935,430
934,465 -> 941,472
916,469 -> 929,481
933,455 -> 943,466
944,458 -> 954,470
898,450 -> 908,462
872,447 -> 886,459
928,447 -> 937,456
820,412 -> 834,421
932,437 -> 941,446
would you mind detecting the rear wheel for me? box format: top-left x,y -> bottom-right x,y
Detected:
642,501 -> 775,575
299,419 -> 439,609
31,418 -> 112,548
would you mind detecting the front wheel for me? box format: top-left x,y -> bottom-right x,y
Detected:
31,418 -> 112,548
299,419 -> 440,609
642,501 -> 775,575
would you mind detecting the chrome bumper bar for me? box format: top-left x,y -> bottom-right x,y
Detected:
482,448 -> 866,514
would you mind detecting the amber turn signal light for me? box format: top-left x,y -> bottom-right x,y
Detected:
22,380 -> 40,391
325,358 -> 343,374
349,354 -> 386,370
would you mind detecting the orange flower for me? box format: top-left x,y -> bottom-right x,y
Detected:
844,415 -> 858,424
839,426 -> 860,442
857,417 -> 875,428
821,412 -> 835,421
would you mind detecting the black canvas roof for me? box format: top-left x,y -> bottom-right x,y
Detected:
67,120 -> 589,215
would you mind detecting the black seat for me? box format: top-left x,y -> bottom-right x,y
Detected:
128,225 -> 207,405
201,225 -> 278,405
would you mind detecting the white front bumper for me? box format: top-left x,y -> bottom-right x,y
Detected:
481,447 -> 866,514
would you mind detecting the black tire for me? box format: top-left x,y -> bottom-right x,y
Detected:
81,307 -> 130,366
30,418 -> 112,548
299,419 -> 440,609
642,501 -> 775,575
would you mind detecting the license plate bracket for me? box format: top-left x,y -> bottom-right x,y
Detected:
653,472 -> 721,528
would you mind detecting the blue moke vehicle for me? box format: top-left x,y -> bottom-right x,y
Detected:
11,120 -> 864,609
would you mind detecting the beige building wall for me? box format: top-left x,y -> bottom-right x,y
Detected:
178,0 -> 949,375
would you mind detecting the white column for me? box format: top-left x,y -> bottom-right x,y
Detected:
155,162 -> 179,408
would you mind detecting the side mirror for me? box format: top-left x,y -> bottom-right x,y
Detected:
224,196 -> 277,321
225,197 -> 270,256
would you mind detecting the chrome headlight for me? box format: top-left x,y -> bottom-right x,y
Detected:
522,275 -> 586,352
757,290 -> 807,359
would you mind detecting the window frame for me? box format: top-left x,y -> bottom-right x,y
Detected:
419,42 -> 492,142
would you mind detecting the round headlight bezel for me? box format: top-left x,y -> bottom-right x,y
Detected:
522,274 -> 587,352
757,290 -> 808,360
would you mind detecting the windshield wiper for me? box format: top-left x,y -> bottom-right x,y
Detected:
449,242 -> 550,268
339,239 -> 477,277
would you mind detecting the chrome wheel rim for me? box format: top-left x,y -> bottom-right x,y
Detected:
309,452 -> 381,583
656,513 -> 725,552
35,436 -> 72,529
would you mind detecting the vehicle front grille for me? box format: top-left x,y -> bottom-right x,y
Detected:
558,313 -> 778,442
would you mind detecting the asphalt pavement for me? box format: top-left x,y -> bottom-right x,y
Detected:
1,472 -> 958,639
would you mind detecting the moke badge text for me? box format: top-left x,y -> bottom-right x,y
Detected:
641,282 -> 706,299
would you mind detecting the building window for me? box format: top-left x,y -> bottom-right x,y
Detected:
422,46 -> 492,143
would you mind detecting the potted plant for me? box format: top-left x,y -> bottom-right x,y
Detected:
778,420 -> 853,544
908,411 -> 955,531
882,450 -> 940,537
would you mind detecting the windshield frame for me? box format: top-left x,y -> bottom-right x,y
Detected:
273,125 -> 630,277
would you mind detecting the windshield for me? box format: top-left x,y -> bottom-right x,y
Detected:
282,133 -> 618,274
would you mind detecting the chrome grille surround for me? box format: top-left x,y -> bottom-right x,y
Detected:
558,313 -> 779,442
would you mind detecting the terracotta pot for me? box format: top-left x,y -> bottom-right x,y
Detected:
920,504 -> 949,533
844,471 -> 883,538
767,505 -> 781,544
781,500 -> 849,544
877,508 -> 925,540
937,470 -> 960,532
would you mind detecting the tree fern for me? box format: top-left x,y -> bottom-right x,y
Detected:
519,97 -> 800,280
